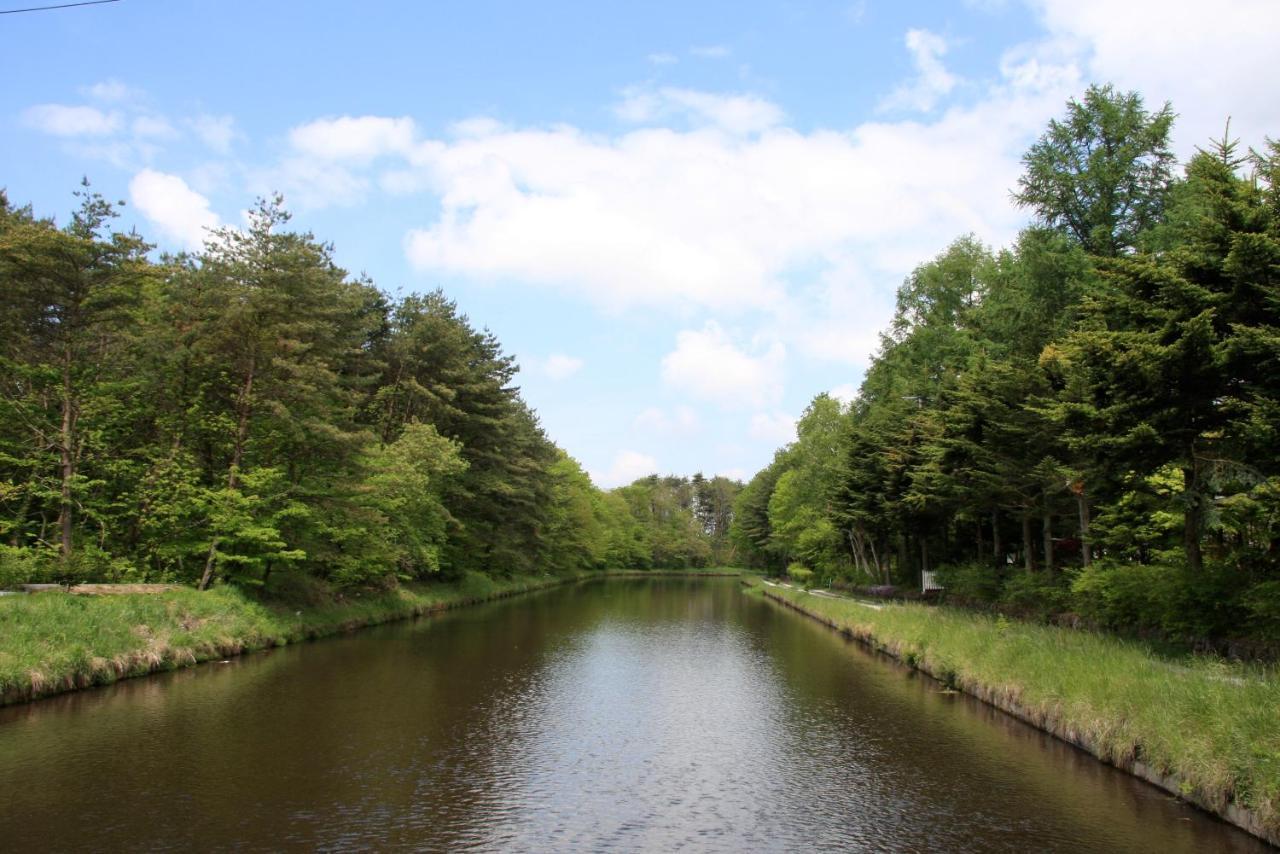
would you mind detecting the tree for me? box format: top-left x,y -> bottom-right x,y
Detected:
1016,84 -> 1175,256
1047,137 -> 1279,570
0,182 -> 148,565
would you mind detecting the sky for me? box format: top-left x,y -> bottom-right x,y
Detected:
3,0 -> 1278,487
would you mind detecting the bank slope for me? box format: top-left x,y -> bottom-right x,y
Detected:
751,581 -> 1280,846
0,569 -> 739,707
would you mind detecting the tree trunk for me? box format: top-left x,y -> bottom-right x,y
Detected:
1183,464 -> 1203,571
11,486 -> 33,548
975,516 -> 985,561
1042,509 -> 1054,572
992,509 -> 1002,568
1076,486 -> 1092,568
57,354 -> 75,560
919,535 -> 929,575
1022,513 -> 1035,572
199,357 -> 256,591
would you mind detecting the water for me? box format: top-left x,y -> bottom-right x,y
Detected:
0,578 -> 1267,852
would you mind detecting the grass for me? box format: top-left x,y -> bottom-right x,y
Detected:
748,578 -> 1280,841
0,567 -> 738,707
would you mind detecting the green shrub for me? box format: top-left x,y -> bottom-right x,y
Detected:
1069,560 -> 1250,640
1070,561 -> 1171,631
0,545 -> 45,589
1243,580 -> 1280,641
935,562 -> 1001,604
1000,571 -> 1073,620
787,563 -> 814,588
458,570 -> 497,599
0,547 -> 60,588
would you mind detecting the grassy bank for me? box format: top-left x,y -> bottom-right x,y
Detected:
749,579 -> 1280,845
0,568 -> 737,707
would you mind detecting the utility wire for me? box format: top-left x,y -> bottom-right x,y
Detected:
0,0 -> 120,14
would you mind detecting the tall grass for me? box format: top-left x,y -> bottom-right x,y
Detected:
753,581 -> 1280,838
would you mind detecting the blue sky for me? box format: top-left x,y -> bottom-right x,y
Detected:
4,0 -> 1277,486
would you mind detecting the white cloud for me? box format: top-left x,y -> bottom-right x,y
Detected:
23,104 -> 121,136
879,29 -> 960,113
188,114 -> 239,154
541,353 -> 584,380
132,115 -> 177,139
691,45 -> 731,59
592,450 -> 659,488
1026,0 -> 1280,155
289,115 -> 416,162
661,322 -> 786,409
397,65 -> 1070,343
749,411 -> 797,444
615,86 -> 784,134
82,79 -> 136,103
129,169 -> 220,250
830,384 -> 859,405
634,405 -> 700,436
647,52 -> 678,65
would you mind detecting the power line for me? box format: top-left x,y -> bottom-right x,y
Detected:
0,0 -> 121,14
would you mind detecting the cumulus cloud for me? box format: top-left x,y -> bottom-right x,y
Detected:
830,383 -> 859,405
634,406 -> 700,436
132,115 -> 177,139
289,115 -> 416,162
647,52 -> 678,65
23,104 -> 121,136
615,86 -> 784,134
129,169 -> 220,250
879,29 -> 960,113
81,79 -> 137,103
1027,0 -> 1280,154
592,450 -> 659,488
661,322 -> 786,409
187,114 -> 240,154
398,62 -> 1070,334
540,353 -> 584,380
749,411 -> 797,444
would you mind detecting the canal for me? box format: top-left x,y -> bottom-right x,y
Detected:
0,578 -> 1267,851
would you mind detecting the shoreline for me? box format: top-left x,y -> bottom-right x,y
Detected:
0,569 -> 738,709
751,580 -> 1279,848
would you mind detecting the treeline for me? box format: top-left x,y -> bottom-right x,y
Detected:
0,189 -> 736,589
733,85 -> 1280,645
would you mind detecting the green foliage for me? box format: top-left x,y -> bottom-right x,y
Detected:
999,572 -> 1072,621
1069,560 -> 1251,639
613,474 -> 735,570
786,563 -> 814,588
1244,581 -> 1280,641
739,88 -> 1280,647
0,187 -> 728,593
936,562 -> 1002,604
0,545 -> 44,589
1015,83 -> 1175,256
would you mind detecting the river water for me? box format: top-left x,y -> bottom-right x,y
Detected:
0,578 -> 1267,852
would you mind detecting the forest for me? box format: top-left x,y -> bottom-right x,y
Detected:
0,191 -> 739,591
733,85 -> 1280,648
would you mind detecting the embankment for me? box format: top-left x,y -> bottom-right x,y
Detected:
750,580 -> 1280,847
0,568 -> 737,708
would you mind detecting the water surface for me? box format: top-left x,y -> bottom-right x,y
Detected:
0,578 -> 1266,851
